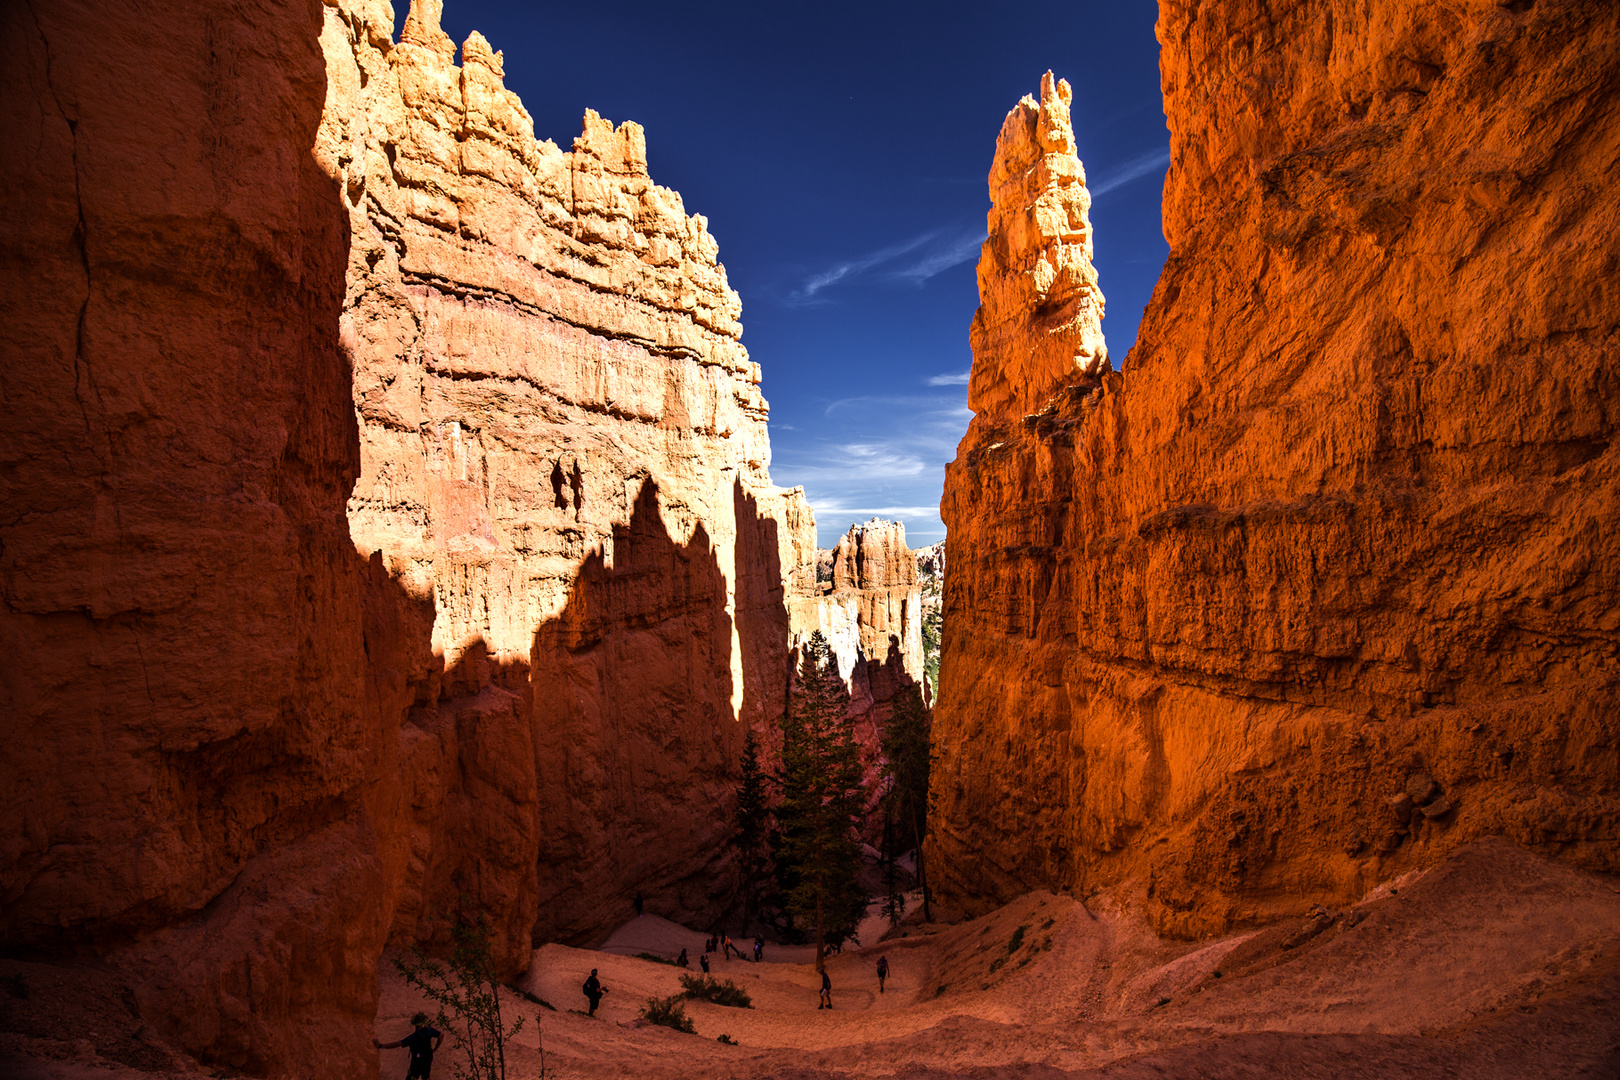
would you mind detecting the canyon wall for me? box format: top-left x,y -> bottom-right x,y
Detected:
1,0 -> 816,1075
1,0 -> 388,1073
792,519 -> 926,795
318,0 -> 818,950
932,2 -> 1620,937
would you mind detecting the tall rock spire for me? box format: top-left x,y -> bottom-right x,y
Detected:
968,71 -> 1107,422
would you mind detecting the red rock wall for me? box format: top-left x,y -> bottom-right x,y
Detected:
931,0 -> 1620,937
1,0 -> 817,1074
0,0 -> 392,1073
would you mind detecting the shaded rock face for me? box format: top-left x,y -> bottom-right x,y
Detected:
932,2 -> 1620,937
1,0 -> 815,1075
317,0 -> 816,951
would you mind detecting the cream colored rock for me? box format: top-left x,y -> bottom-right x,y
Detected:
317,0 -> 819,952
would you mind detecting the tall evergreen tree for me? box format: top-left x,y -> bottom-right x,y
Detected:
732,727 -> 770,925
881,682 -> 933,921
776,631 -> 867,970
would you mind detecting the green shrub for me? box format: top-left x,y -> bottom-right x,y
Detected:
1007,925 -> 1028,954
717,1034 -> 738,1045
640,995 -> 696,1034
678,974 -> 753,1009
634,952 -> 676,966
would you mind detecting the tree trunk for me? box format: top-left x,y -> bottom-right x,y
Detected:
814,893 -> 825,972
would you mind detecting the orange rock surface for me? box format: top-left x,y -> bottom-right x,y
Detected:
1,0 -> 819,1074
932,1 -> 1620,936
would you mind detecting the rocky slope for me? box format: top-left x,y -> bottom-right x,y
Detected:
1,0 -> 817,1075
931,3 -> 1620,936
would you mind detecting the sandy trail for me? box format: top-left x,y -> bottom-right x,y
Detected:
365,837 -> 1620,1079
12,838 -> 1616,1078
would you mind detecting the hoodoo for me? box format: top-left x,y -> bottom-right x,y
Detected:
931,3 -> 1620,935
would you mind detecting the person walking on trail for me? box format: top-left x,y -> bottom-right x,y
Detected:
676,948 -> 689,968
374,1012 -> 442,1079
818,968 -> 833,1009
582,969 -> 608,1016
699,951 -> 710,974
876,955 -> 889,994
754,935 -> 763,962
723,933 -> 744,961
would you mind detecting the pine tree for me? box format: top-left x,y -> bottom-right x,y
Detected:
733,726 -> 770,924
881,682 -> 933,921
776,631 -> 868,970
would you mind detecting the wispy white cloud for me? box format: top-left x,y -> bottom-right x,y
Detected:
927,371 -> 970,386
886,231 -> 985,285
789,231 -> 937,303
783,225 -> 984,304
1090,147 -> 1171,198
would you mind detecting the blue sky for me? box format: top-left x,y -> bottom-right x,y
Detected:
433,1 -> 1169,547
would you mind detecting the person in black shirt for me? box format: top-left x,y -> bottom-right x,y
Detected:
583,969 -> 607,1016
374,1012 -> 442,1079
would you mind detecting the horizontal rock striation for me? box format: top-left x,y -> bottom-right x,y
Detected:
931,3 -> 1620,937
319,0 -> 816,952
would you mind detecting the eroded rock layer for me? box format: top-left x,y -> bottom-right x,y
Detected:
932,3 -> 1620,936
1,0 -> 817,1075
317,0 -> 817,951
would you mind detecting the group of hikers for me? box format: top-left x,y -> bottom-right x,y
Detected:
375,937 -> 894,1077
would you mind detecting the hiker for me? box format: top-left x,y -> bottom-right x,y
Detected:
699,952 -> 710,974
723,933 -> 744,961
706,934 -> 718,955
818,968 -> 833,1009
582,969 -> 608,1016
676,948 -> 689,968
373,1012 -> 442,1079
754,935 -> 764,962
876,955 -> 889,994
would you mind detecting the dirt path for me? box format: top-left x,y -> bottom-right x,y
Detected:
364,837 -> 1620,1079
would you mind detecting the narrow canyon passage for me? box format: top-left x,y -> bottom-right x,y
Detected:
3,0 -> 1618,1077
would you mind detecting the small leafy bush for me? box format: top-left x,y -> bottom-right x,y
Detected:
716,1034 -> 738,1045
641,995 -> 696,1034
678,974 -> 753,1009
1007,925 -> 1028,954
